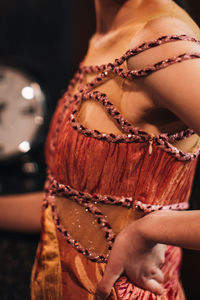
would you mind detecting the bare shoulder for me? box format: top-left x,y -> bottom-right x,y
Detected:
130,16 -> 200,48
124,16 -> 200,136
143,16 -> 199,38
127,16 -> 200,70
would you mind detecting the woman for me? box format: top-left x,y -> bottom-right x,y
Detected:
3,0 -> 200,299
29,1 -> 200,299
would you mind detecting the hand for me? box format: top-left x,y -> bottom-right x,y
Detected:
95,221 -> 166,300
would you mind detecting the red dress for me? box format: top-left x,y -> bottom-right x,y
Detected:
31,30 -> 200,300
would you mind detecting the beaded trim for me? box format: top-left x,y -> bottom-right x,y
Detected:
49,35 -> 200,161
154,136 -> 200,161
68,35 -> 200,161
47,172 -> 189,212
45,173 -> 116,263
80,34 -> 199,73
49,194 -> 113,263
43,171 -> 189,263
70,90 -> 150,136
135,200 -> 189,212
48,172 -> 132,208
112,53 -> 200,80
70,89 -> 200,161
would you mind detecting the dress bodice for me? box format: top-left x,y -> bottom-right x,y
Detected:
46,34 -> 200,211
42,34 -> 200,263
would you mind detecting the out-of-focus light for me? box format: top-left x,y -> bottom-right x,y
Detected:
21,86 -> 34,100
18,141 -> 31,153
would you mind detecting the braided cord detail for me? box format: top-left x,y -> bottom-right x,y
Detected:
47,171 -> 189,212
50,194 -> 112,263
82,34 -> 200,70
48,172 -> 133,208
135,200 -> 189,212
119,53 -> 200,79
42,171 -> 189,262
46,173 -> 118,263
51,35 -> 200,161
154,137 -> 200,161
71,90 -> 151,136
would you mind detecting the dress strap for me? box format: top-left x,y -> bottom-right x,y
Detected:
71,90 -> 145,135
80,34 -> 200,77
70,35 -> 200,140
115,52 -> 200,79
77,35 -> 200,89
116,34 -> 200,66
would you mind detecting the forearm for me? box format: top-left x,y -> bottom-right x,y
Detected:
135,210 -> 200,250
0,192 -> 43,232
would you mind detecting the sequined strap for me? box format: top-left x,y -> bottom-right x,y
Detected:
80,34 -> 200,73
114,53 -> 200,79
50,35 -> 200,160
46,171 -> 189,212
116,34 -> 200,65
71,90 -> 150,135
70,34 -> 200,138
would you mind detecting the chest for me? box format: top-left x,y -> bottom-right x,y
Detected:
78,51 -> 185,137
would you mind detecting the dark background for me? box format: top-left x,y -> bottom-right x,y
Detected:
0,1 -> 199,299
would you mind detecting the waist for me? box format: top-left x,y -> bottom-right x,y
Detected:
46,173 -> 188,262
49,195 -> 145,261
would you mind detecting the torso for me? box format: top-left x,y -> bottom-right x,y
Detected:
78,0 -> 200,153
46,0 -> 200,257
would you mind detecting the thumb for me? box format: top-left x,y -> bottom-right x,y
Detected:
95,261 -> 123,300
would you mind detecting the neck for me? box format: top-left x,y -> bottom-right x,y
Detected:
94,0 -> 150,34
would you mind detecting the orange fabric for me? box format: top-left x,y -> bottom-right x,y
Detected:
50,111 -> 198,206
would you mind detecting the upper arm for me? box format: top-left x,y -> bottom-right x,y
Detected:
127,17 -> 200,135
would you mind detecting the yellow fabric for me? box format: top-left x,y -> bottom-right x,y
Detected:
31,206 -> 62,300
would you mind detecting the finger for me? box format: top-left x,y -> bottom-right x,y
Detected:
152,243 -> 166,265
95,268 -> 121,300
151,268 -> 164,283
143,278 -> 165,295
95,257 -> 123,300
94,285 -> 109,300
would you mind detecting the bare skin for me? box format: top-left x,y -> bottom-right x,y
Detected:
0,192 -> 43,232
